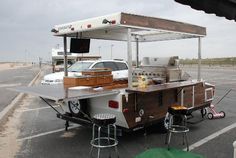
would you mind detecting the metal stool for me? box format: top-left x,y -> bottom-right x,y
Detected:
166,106 -> 189,151
90,113 -> 119,158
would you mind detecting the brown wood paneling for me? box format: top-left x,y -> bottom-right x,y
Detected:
122,93 -> 136,128
122,81 -> 215,129
64,75 -> 113,87
82,69 -> 111,76
184,86 -> 193,107
120,13 -> 206,36
123,90 -> 178,128
96,75 -> 113,85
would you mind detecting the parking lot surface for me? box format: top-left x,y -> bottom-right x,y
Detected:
0,65 -> 39,112
0,66 -> 236,158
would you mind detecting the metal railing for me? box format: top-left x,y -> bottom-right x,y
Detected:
233,141 -> 236,158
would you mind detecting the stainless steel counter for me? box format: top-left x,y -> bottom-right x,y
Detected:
126,80 -> 199,93
10,85 -> 120,102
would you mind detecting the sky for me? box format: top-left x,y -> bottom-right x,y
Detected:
0,0 -> 235,62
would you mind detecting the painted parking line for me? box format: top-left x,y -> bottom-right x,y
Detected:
185,122 -> 236,151
17,125 -> 80,141
0,83 -> 22,88
18,105 -> 59,112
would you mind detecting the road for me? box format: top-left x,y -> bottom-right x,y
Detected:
0,66 -> 236,158
0,65 -> 40,112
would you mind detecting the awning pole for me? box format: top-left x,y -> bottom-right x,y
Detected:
63,36 -> 68,77
198,37 -> 201,81
127,28 -> 132,88
136,37 -> 139,68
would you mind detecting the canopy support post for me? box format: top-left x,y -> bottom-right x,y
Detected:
198,37 -> 202,81
135,37 -> 139,68
127,28 -> 132,88
63,36 -> 68,77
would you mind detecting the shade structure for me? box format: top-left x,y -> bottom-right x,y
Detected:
52,12 -> 206,42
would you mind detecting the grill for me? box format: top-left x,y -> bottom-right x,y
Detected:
132,56 -> 182,83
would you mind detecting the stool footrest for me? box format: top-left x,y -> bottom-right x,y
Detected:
168,125 -> 189,133
91,137 -> 118,148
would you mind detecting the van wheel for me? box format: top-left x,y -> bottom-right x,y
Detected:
68,100 -> 87,117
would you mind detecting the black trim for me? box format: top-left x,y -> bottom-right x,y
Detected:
175,0 -> 236,21
57,113 -> 93,127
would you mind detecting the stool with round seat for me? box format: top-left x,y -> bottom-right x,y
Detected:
90,113 -> 119,158
166,106 -> 189,151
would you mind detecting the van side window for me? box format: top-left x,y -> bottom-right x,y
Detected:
116,62 -> 128,70
103,62 -> 118,71
92,62 -> 105,69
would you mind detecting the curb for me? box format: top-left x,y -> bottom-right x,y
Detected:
0,69 -> 42,125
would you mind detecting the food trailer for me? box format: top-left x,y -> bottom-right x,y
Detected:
13,12 -> 215,132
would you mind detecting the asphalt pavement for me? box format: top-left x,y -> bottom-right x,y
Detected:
0,65 -> 40,112
0,66 -> 236,158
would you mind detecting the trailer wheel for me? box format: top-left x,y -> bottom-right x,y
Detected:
219,111 -> 226,118
68,100 -> 87,117
207,112 -> 214,120
200,108 -> 207,118
164,112 -> 173,130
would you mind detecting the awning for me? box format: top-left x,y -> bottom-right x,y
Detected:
175,0 -> 236,21
52,12 -> 206,42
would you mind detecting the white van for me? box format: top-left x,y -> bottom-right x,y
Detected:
41,60 -> 128,85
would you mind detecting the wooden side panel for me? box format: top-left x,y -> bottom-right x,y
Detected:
120,13 -> 206,35
82,69 -> 111,76
63,75 -> 113,87
183,86 -> 193,108
194,83 -> 205,108
64,76 -> 97,87
123,89 -> 177,128
176,82 -> 208,108
96,75 -> 113,85
122,82 -> 215,129
122,93 -> 136,128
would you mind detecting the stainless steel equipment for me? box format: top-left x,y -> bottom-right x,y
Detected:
132,56 -> 182,83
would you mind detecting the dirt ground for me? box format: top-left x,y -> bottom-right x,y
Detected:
0,94 -> 41,157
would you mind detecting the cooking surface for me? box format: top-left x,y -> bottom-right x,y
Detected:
126,80 -> 199,93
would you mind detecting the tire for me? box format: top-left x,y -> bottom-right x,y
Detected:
207,112 -> 214,120
68,99 -> 88,117
219,111 -> 226,118
164,112 -> 173,130
201,108 -> 207,118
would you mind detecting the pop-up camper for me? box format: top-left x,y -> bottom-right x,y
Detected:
13,12 -> 214,132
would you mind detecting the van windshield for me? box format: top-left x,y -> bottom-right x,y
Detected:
68,62 -> 93,72
55,60 -> 74,65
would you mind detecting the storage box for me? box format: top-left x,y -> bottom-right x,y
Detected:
64,75 -> 113,87
96,75 -> 113,85
64,77 -> 80,86
82,68 -> 111,76
64,76 -> 97,87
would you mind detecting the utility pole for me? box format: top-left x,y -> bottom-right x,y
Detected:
25,49 -> 27,64
111,44 -> 114,59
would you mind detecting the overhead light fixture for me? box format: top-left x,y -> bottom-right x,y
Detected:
51,28 -> 58,33
102,19 -> 111,24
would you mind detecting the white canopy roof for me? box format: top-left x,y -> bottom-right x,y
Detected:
52,12 -> 206,42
